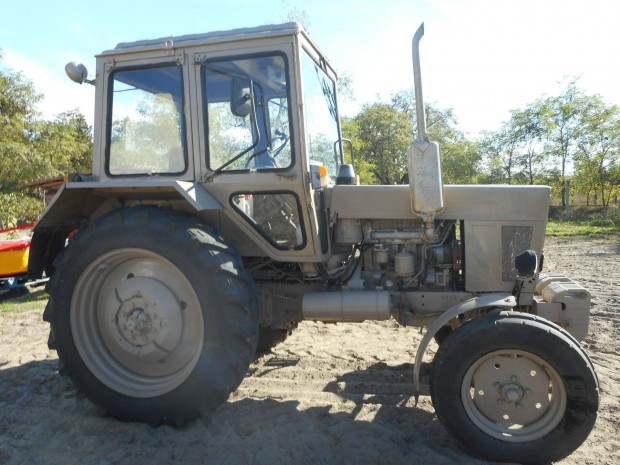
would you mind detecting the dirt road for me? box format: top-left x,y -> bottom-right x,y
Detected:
1,236 -> 618,464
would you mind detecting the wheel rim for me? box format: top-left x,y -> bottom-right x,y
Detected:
461,349 -> 566,442
71,248 -> 204,398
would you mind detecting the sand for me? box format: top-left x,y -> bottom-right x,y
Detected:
1,236 -> 618,465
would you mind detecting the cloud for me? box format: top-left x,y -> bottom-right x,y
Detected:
2,49 -> 95,126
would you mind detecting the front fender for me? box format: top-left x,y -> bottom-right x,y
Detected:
413,294 -> 516,402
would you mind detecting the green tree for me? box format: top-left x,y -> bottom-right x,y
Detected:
0,55 -> 42,226
479,79 -> 620,207
510,105 -> 547,185
540,78 -> 591,205
573,97 -> 620,207
343,103 -> 411,184
343,90 -> 480,185
0,53 -> 92,226
391,89 -> 481,184
441,139 -> 482,184
340,116 -> 377,184
479,125 -> 519,184
31,110 -> 92,178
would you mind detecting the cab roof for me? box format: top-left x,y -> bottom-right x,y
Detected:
103,23 -> 305,55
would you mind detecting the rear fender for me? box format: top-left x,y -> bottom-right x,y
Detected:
28,180 -> 222,279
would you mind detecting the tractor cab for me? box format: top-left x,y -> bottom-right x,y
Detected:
96,23 -> 342,262
34,24 -> 342,276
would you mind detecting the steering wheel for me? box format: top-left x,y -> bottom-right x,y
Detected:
269,129 -> 289,160
244,130 -> 288,169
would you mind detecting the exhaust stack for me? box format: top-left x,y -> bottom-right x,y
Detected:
408,23 -> 444,228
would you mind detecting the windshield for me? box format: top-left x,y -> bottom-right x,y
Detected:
202,53 -> 293,172
301,51 -> 342,182
107,64 -> 186,176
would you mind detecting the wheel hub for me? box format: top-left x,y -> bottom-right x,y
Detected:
471,356 -> 550,422
462,350 -> 567,442
99,276 -> 184,363
119,304 -> 156,345
499,381 -> 524,404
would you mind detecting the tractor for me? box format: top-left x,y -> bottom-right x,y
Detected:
29,23 -> 598,464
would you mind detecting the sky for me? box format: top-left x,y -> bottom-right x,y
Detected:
1,0 -> 619,139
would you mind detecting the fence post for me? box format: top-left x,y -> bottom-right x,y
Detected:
564,180 -> 571,220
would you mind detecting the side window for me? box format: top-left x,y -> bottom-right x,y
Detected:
301,52 -> 342,182
107,64 -> 186,176
202,54 -> 293,172
231,192 -> 305,250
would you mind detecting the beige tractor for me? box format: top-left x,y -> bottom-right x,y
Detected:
29,23 -> 598,464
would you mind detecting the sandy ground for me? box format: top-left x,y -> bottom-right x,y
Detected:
0,236 -> 618,465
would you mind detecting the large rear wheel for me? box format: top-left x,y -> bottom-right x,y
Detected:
44,206 -> 258,425
430,311 -> 598,464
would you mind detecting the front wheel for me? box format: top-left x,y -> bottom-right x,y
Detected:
44,207 -> 259,425
430,311 -> 598,464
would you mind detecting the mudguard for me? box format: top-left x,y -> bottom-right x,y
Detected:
413,293 -> 516,403
28,180 -> 222,279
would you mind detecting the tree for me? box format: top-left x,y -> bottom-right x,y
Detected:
280,1 -> 310,29
0,54 -> 42,225
340,116 -> 376,184
337,72 -> 355,102
343,89 -> 481,186
31,110 -> 92,178
540,78 -> 590,205
479,125 -> 519,184
573,97 -> 620,207
0,53 -> 92,226
391,89 -> 482,184
479,102 -> 551,186
441,139 -> 482,184
342,103 -> 412,184
511,105 -> 547,185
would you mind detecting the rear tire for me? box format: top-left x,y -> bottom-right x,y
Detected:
430,311 -> 598,464
44,206 -> 258,425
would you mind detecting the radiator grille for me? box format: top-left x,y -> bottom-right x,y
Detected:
501,226 -> 532,281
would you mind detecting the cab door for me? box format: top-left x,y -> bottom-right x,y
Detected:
192,41 -> 324,262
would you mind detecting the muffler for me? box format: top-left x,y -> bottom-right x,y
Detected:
302,291 -> 391,322
408,23 -> 444,224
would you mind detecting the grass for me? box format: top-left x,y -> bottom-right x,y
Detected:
547,205 -> 620,237
0,289 -> 48,313
546,220 -> 620,237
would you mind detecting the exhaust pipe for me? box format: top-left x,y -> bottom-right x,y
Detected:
412,23 -> 427,142
408,23 -> 444,226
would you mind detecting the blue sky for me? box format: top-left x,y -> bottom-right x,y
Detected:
2,0 -> 619,138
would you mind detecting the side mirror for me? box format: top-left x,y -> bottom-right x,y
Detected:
65,62 -> 95,85
231,77 -> 252,118
65,62 -> 88,84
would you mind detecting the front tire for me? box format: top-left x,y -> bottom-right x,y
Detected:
44,207 -> 258,425
430,311 -> 598,464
